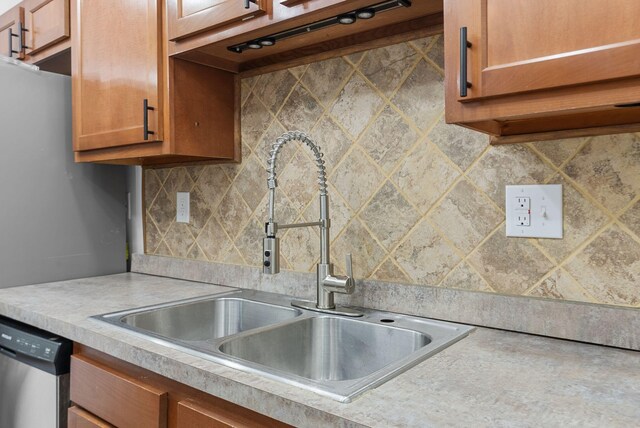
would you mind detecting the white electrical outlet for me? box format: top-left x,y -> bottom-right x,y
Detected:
176,192 -> 190,223
506,185 -> 562,238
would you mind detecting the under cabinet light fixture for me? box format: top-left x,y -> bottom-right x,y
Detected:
228,0 -> 412,54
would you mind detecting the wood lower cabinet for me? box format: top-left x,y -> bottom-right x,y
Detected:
72,0 -> 239,165
0,5 -> 25,59
71,346 -> 291,428
444,0 -> 640,143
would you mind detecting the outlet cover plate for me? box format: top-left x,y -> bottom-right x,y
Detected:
506,184 -> 562,239
177,192 -> 190,223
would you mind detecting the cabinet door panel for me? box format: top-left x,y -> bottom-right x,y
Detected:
0,6 -> 24,59
454,0 -> 640,100
168,0 -> 268,41
73,0 -> 163,152
24,0 -> 70,55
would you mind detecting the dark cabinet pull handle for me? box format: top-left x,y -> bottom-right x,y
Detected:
19,22 -> 29,51
8,28 -> 19,58
460,27 -> 472,97
143,99 -> 155,140
244,0 -> 250,8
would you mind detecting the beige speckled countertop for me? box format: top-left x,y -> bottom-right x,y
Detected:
0,273 -> 638,427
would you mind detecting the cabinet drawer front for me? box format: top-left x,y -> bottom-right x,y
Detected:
70,355 -> 168,428
24,0 -> 70,55
177,399 -> 291,428
168,0 -> 268,41
68,406 -> 115,428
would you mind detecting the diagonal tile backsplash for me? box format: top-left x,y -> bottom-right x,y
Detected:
145,35 -> 640,309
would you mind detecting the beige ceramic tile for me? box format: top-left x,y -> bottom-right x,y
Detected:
288,64 -> 308,79
440,262 -> 492,292
467,144 -> 555,205
330,73 -> 385,139
426,35 -> 444,70
281,226 -> 320,272
155,240 -> 172,257
145,213 -> 163,254
196,217 -> 233,262
215,186 -> 253,239
429,179 -> 502,254
360,181 -> 420,250
563,133 -> 640,213
345,51 -> 365,66
234,154 -> 267,212
163,222 -> 196,258
392,59 -> 444,132
277,84 -> 323,132
392,141 -> 460,214
163,167 -> 194,194
358,42 -> 418,97
428,117 -> 488,171
144,169 -> 162,208
468,230 -> 554,295
393,220 -> 460,285
565,225 -> 640,306
148,189 -> 175,235
310,115 -> 353,173
279,150 -> 321,214
408,36 -> 435,53
253,69 -> 298,114
154,168 -> 171,184
620,199 -> 640,238
195,165 -> 232,213
186,185 -> 213,235
359,105 -> 419,173
372,259 -> 411,284
220,244 -> 246,266
536,175 -> 609,262
528,268 -> 593,303
529,137 -> 585,167
241,93 -> 274,150
332,219 -> 387,278
256,191 -> 299,225
234,217 -> 265,268
240,81 -> 252,106
331,146 -> 385,212
301,57 -> 353,107
185,166 -> 205,182
186,243 -> 208,261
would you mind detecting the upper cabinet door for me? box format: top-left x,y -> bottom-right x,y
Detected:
72,0 -> 163,152
452,0 -> 640,101
0,6 -> 25,59
23,0 -> 70,55
167,0 -> 269,41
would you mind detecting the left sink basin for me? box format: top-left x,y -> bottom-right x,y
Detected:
98,291 -> 302,342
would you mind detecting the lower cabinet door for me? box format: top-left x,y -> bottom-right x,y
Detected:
68,406 -> 115,428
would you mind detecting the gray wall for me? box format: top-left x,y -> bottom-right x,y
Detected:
0,62 -> 127,288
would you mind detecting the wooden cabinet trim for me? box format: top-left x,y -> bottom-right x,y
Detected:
70,354 -> 168,428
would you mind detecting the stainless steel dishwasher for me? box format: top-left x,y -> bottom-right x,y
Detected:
0,316 -> 72,428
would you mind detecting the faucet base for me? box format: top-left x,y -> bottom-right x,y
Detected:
291,299 -> 363,317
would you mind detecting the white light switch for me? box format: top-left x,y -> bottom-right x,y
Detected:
176,192 -> 190,223
506,185 -> 562,239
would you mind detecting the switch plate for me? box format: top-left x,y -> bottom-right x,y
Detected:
176,192 -> 190,223
505,184 -> 562,238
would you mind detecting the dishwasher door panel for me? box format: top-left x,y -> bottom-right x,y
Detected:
0,351 -> 59,428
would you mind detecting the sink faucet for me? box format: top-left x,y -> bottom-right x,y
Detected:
262,131 -> 362,317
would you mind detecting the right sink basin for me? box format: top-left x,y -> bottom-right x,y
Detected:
219,316 -> 431,382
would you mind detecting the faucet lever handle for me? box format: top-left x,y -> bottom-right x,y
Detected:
346,253 -> 353,278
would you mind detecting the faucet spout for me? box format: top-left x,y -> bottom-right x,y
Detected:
262,131 -> 362,317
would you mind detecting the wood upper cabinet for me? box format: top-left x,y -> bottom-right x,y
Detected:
168,0 -> 269,41
0,5 -> 25,59
23,0 -> 70,56
444,0 -> 640,142
72,0 -> 163,152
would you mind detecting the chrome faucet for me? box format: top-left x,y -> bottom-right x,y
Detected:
262,131 -> 362,317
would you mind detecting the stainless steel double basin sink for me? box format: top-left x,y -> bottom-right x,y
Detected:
94,289 -> 473,402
